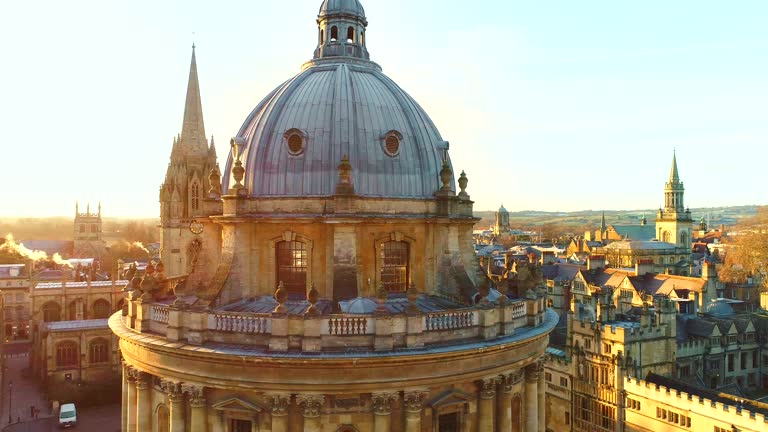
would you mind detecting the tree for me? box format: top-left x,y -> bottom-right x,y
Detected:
718,207 -> 768,288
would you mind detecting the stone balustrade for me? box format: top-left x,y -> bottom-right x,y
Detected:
125,293 -> 547,353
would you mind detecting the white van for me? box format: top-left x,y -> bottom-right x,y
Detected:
58,403 -> 77,428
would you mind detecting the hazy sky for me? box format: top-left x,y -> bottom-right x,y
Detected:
1,0 -> 766,217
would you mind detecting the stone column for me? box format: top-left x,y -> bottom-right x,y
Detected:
297,395 -> 324,432
372,393 -> 398,432
525,364 -> 539,432
163,381 -> 186,432
478,378 -> 498,432
537,362 -> 545,432
498,371 -> 521,431
188,386 -> 208,432
403,391 -> 427,432
126,369 -> 137,432
268,394 -> 290,432
121,364 -> 129,432
136,372 -> 152,432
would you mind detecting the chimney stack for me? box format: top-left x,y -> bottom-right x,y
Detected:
634,259 -> 654,276
587,255 -> 606,270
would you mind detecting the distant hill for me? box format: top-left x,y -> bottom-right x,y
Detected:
474,206 -> 759,231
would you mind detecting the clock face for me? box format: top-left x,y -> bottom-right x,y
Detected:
189,221 -> 204,235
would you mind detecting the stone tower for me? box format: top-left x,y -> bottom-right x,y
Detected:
655,151 -> 693,249
159,46 -> 221,278
494,203 -> 510,235
73,202 -> 106,258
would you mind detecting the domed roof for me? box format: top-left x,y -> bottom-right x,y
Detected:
224,1 -> 454,199
704,299 -> 735,317
319,0 -> 365,18
338,296 -> 377,314
498,204 -> 508,213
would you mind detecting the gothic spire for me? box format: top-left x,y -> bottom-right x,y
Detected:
600,211 -> 606,232
181,44 -> 208,155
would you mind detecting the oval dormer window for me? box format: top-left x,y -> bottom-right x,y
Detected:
382,131 -> 402,157
284,129 -> 307,156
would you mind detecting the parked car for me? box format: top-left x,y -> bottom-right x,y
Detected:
58,403 -> 77,428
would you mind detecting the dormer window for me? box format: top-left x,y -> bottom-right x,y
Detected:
382,130 -> 402,157
284,129 -> 308,156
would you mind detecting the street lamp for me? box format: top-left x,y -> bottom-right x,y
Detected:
7,381 -> 12,424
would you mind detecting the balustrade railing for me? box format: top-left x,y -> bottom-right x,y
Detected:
151,305 -> 169,324
213,313 -> 270,334
326,316 -> 370,335
511,301 -> 527,319
424,310 -> 475,331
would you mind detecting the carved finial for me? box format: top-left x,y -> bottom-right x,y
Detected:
230,138 -> 246,190
458,170 -> 469,199
335,154 -> 355,195
208,165 -> 222,198
305,283 -> 320,316
274,281 -> 288,313
375,281 -> 389,315
438,160 -> 453,194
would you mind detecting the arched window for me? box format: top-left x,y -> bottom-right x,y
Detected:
330,26 -> 338,41
320,29 -> 325,44
92,299 -> 111,319
511,395 -> 522,432
88,338 -> 109,363
191,182 -> 200,211
276,241 -> 307,295
380,241 -> 409,292
347,26 -> 355,43
42,302 -> 61,322
56,341 -> 78,367
662,231 -> 671,243
360,31 -> 365,46
156,405 -> 170,432
680,232 -> 688,246
68,300 -> 83,320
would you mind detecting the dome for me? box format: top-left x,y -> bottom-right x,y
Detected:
704,299 -> 735,317
319,0 -> 365,18
498,204 -> 508,213
224,1 -> 454,199
338,296 -> 377,314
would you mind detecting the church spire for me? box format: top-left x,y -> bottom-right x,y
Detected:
600,210 -> 606,232
669,150 -> 680,184
180,44 -> 208,156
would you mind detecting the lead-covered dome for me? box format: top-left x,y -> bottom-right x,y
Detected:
319,0 -> 365,18
224,0 -> 454,199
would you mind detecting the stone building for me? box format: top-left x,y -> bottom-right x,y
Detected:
493,204 -> 510,236
0,263 -> 31,340
29,278 -> 126,383
111,1 -> 556,431
73,201 -> 107,259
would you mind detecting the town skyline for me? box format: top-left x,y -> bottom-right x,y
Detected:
1,0 -> 766,217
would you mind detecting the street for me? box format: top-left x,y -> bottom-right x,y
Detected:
1,346 -> 120,432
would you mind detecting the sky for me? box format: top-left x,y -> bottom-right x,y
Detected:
1,0 -> 766,218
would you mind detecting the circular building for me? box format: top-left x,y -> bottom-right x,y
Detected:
112,1 -> 556,431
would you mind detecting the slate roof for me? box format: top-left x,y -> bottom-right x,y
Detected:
628,273 -> 706,296
45,319 -> 110,332
580,268 -> 630,288
605,240 -> 675,251
609,225 -> 656,241
541,263 -> 584,282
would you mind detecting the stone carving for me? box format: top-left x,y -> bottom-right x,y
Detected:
297,395 -> 324,418
439,160 -> 453,192
503,370 -> 524,392
525,363 -> 540,383
135,372 -> 152,390
183,384 -> 206,407
403,391 -> 427,413
208,164 -> 222,198
160,379 -> 183,400
269,394 -> 290,416
479,377 -> 499,399
371,393 -> 398,415
274,281 -> 288,313
305,283 -> 320,316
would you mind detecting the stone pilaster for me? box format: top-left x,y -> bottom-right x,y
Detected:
297,395 -> 324,432
498,372 -> 519,432
186,385 -> 207,432
121,363 -> 129,432
268,394 -> 290,432
136,372 -> 152,432
162,380 -> 185,432
403,391 -> 427,432
478,377 -> 498,432
537,361 -> 545,432
525,364 -> 540,432
372,393 -> 398,432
